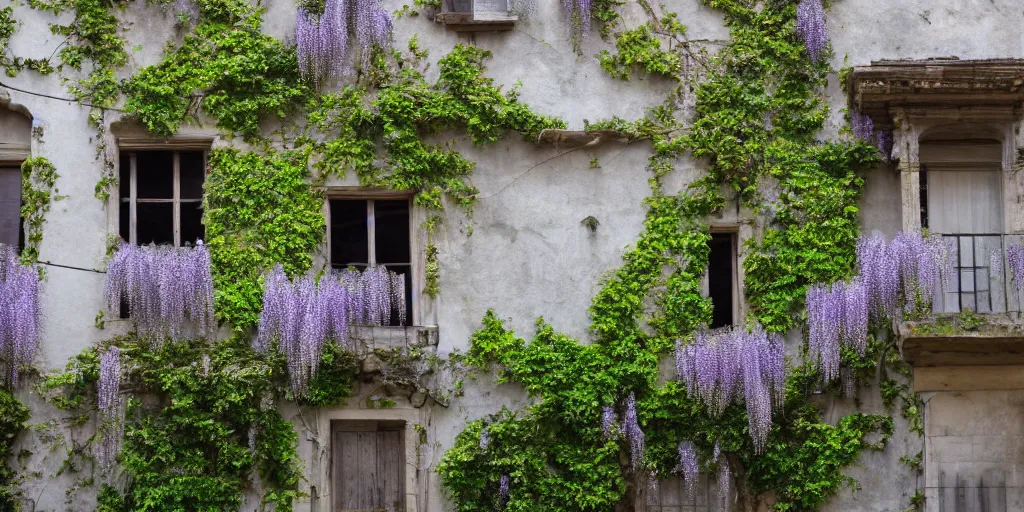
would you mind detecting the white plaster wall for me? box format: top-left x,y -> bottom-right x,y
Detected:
0,0 -> 1014,510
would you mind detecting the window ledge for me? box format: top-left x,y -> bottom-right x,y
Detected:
434,12 -> 517,31
536,128 -> 635,149
899,313 -> 1024,366
350,325 -> 438,353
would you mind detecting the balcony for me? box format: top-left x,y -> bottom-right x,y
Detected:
899,233 -> 1024,366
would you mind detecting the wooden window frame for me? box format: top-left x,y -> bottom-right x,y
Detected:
325,189 -> 430,327
121,151 -> 206,247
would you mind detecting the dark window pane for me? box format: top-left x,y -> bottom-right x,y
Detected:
374,200 -> 410,265
181,201 -> 204,245
119,153 -> 130,200
136,203 -> 174,245
180,152 -> 205,199
135,151 -> 174,199
330,199 -> 368,268
0,167 -> 20,248
708,233 -> 734,329
119,201 -> 130,242
383,264 -> 412,326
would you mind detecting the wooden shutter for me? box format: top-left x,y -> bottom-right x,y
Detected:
0,167 -> 20,248
332,420 -> 404,512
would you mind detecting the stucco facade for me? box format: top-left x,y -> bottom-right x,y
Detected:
2,0 -> 1024,511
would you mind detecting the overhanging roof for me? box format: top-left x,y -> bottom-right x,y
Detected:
848,59 -> 1024,126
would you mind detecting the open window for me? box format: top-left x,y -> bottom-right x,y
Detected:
329,197 -> 413,326
331,420 -> 405,512
707,231 -> 738,329
436,0 -> 517,31
118,150 -> 206,247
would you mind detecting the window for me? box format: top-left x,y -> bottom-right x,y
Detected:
119,150 -> 206,247
331,420 -> 405,512
0,167 -> 21,250
329,198 -> 413,326
437,0 -> 516,31
707,232 -> 737,329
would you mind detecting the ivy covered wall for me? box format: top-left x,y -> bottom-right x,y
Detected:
0,0 -> 1020,510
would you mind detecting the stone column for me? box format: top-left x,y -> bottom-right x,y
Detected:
893,109 -> 922,233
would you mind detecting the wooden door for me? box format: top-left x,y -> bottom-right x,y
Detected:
332,420 -> 405,512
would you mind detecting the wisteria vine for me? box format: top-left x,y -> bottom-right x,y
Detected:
104,241 -> 216,342
807,231 -> 953,382
675,326 -> 785,453
97,347 -> 122,475
255,264 -> 406,394
0,244 -> 39,387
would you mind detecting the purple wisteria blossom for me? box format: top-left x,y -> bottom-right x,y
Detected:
676,441 -> 698,500
851,112 -> 874,141
296,0 -> 392,83
104,241 -> 215,343
1008,245 -> 1024,299
0,244 -> 39,387
811,231 -> 953,382
255,264 -> 406,394
97,347 -> 122,474
623,392 -> 645,472
601,405 -> 619,440
675,326 -> 785,453
499,474 -> 510,504
795,0 -> 828,62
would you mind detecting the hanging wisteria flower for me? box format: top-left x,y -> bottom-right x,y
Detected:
499,474 -> 510,504
676,441 -> 698,500
104,241 -> 215,343
0,244 -> 40,387
256,264 -> 406,394
851,112 -> 874,141
97,347 -> 122,474
623,392 -> 645,472
795,0 -> 828,62
601,405 -> 619,440
296,0 -> 392,82
675,326 -> 785,453
1007,245 -> 1024,299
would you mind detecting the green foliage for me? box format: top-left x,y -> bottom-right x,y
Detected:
27,0 -> 127,104
122,0 -> 307,140
20,156 -> 60,263
598,15 -> 685,80
442,1 -> 894,510
0,388 -> 28,511
0,7 -> 53,76
304,43 -> 564,211
203,148 -> 325,330
299,342 -> 360,408
42,336 -> 319,511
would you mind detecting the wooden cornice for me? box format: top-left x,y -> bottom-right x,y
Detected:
848,58 -> 1024,126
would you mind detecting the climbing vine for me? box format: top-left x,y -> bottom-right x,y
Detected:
0,0 -> 930,508
20,155 -> 60,263
0,388 -> 28,511
439,0 -> 896,511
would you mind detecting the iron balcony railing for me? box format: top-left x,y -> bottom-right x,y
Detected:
933,233 -> 1024,314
